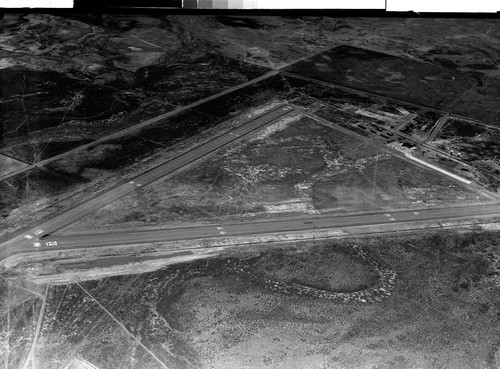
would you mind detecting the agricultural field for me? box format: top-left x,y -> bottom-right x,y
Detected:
64,110 -> 485,233
20,230 -> 500,369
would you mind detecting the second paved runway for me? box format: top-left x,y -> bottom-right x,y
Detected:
27,104 -> 293,238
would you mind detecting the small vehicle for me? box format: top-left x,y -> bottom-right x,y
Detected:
33,242 -> 41,248
24,235 -> 33,239
46,241 -> 58,246
34,229 -> 44,235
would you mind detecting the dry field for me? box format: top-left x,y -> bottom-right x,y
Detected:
8,230 -> 499,369
65,111 -> 485,233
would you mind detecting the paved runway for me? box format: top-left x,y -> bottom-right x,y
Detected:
31,203 -> 500,251
2,100 -> 499,264
24,104 -> 292,238
0,70 -> 280,182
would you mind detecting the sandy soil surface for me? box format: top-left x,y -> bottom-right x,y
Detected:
7,231 -> 498,369
65,111 -> 487,233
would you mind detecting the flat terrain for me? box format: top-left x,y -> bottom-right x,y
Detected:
0,17 -> 270,163
0,154 -> 28,178
0,279 -> 43,368
285,45 -> 477,112
284,45 -> 500,125
1,15 -> 500,369
65,110 -> 485,233
0,74 -> 289,239
1,15 -> 499,239
0,167 -> 85,222
20,231 -> 500,369
15,105 -> 293,240
429,119 -> 500,191
284,75 -> 500,195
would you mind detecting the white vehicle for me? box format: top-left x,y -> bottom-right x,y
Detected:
45,241 -> 58,246
33,242 -> 41,248
34,229 -> 44,235
24,235 -> 33,239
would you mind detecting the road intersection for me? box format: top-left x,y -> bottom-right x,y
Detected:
1,83 -> 499,266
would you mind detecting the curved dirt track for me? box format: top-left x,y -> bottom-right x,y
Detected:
226,245 -> 397,303
167,245 -> 397,303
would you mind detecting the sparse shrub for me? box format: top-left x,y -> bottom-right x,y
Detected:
122,210 -> 145,222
